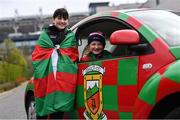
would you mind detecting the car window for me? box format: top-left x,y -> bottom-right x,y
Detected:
74,17 -> 153,62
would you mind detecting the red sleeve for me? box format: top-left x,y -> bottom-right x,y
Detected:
80,55 -> 90,62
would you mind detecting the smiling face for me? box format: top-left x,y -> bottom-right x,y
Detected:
53,17 -> 68,30
89,41 -> 104,55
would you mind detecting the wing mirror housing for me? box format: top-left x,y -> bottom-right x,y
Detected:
110,29 -> 140,45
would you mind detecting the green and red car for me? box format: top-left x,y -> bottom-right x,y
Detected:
25,9 -> 180,119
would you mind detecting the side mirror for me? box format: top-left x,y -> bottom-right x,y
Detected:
110,29 -> 140,45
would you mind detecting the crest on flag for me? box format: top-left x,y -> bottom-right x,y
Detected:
83,65 -> 107,119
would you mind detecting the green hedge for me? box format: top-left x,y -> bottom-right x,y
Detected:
0,62 -> 25,83
0,38 -> 32,92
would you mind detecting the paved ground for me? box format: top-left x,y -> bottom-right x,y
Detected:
0,82 -> 27,119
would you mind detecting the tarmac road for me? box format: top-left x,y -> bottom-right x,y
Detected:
0,82 -> 27,119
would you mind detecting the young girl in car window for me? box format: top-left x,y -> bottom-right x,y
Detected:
81,32 -> 112,62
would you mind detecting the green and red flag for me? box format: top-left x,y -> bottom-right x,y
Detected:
32,28 -> 78,116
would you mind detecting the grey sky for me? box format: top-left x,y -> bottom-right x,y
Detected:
0,0 -> 146,19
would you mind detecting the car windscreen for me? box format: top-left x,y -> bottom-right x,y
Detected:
128,10 -> 180,47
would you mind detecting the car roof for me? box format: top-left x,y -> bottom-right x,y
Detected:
71,8 -> 170,30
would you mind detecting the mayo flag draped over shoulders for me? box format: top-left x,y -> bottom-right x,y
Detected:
32,28 -> 78,116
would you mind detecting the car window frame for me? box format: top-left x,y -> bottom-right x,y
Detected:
72,16 -> 154,63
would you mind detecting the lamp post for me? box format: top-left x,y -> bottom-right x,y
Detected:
13,9 -> 19,33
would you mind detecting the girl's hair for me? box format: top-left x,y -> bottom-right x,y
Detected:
53,8 -> 69,20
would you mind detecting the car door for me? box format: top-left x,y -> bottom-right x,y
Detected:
69,17 -> 153,119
